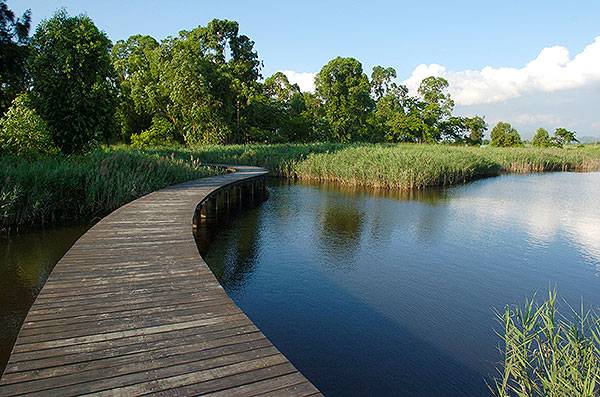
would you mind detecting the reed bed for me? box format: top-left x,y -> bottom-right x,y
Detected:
3,143 -> 599,229
151,143 -> 600,190
0,149 -> 223,230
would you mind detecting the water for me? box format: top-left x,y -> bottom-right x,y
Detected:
0,224 -> 89,375
196,172 -> 600,396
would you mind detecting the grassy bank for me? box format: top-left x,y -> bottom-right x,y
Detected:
3,143 -> 599,229
148,143 -> 600,190
0,149 -> 224,230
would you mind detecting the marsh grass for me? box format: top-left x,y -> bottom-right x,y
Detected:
147,143 -> 600,190
492,290 -> 600,397
3,143 -> 599,229
0,148 -> 223,230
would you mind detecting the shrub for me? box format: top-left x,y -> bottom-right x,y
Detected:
0,94 -> 57,156
130,118 -> 176,148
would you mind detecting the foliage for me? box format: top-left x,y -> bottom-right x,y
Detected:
315,57 -> 374,142
0,94 -> 56,156
111,34 -> 160,142
532,127 -> 551,147
554,128 -> 578,147
113,19 -> 263,146
0,148 -> 223,229
130,118 -> 175,148
492,290 -> 600,397
490,122 -> 524,147
0,1 -> 31,115
29,9 -> 119,154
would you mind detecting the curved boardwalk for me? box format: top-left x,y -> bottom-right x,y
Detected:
0,165 -> 321,396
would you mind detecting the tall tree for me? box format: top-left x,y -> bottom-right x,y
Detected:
416,76 -> 454,141
315,57 -> 374,142
0,1 -> 31,114
370,66 -> 397,102
30,10 -> 119,153
264,72 -> 313,142
554,127 -> 578,146
111,35 -> 160,142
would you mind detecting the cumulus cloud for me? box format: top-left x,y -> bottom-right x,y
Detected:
402,37 -> 600,106
279,70 -> 317,92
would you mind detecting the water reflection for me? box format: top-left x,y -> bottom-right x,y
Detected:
196,173 -> 600,396
194,197 -> 264,292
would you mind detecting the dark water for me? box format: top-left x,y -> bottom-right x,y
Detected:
0,224 -> 89,375
196,172 -> 600,396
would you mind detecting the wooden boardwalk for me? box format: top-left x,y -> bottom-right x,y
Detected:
0,165 -> 321,396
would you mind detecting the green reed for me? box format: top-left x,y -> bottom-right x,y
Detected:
0,148 -> 223,230
492,290 -> 600,397
150,143 -> 600,190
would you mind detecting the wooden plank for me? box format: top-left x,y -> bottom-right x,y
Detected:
0,165 -> 320,396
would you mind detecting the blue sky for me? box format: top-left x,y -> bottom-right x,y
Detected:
9,0 -> 600,138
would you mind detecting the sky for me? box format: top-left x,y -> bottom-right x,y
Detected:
9,0 -> 600,139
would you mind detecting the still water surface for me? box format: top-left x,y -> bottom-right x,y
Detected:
197,173 -> 600,396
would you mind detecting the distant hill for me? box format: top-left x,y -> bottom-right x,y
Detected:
578,136 -> 600,144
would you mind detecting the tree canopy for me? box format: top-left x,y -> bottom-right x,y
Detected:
0,0 -> 31,115
1,8 -> 584,151
30,9 -> 119,153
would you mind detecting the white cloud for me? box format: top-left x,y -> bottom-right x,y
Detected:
402,37 -> 600,106
279,70 -> 317,92
514,113 -> 564,126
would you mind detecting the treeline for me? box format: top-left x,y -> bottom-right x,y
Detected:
0,5 -> 489,155
0,4 -> 581,155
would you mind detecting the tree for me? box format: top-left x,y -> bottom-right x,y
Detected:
153,19 -> 262,145
554,128 -> 578,146
111,34 -> 160,142
315,57 -> 374,142
370,66 -> 397,102
0,93 -> 56,156
490,121 -> 523,147
0,1 -> 31,115
264,72 -> 313,142
30,10 -> 119,153
532,127 -> 550,147
466,116 -> 487,145
416,76 -> 454,141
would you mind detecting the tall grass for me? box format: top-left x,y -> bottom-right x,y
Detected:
146,143 -> 600,190
492,290 -> 600,396
0,149 -> 223,230
3,143 -> 599,229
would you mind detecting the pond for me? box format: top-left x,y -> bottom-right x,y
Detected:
196,172 -> 600,396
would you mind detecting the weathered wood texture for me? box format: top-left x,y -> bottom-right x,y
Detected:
0,166 -> 321,396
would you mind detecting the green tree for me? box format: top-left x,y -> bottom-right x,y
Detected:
152,19 -> 262,145
30,10 -> 119,153
0,1 -> 31,115
315,57 -> 374,142
490,121 -> 523,147
264,72 -> 313,142
466,116 -> 487,145
416,76 -> 454,141
0,93 -> 56,156
554,127 -> 578,146
111,34 -> 160,142
370,66 -> 397,102
532,127 -> 550,147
